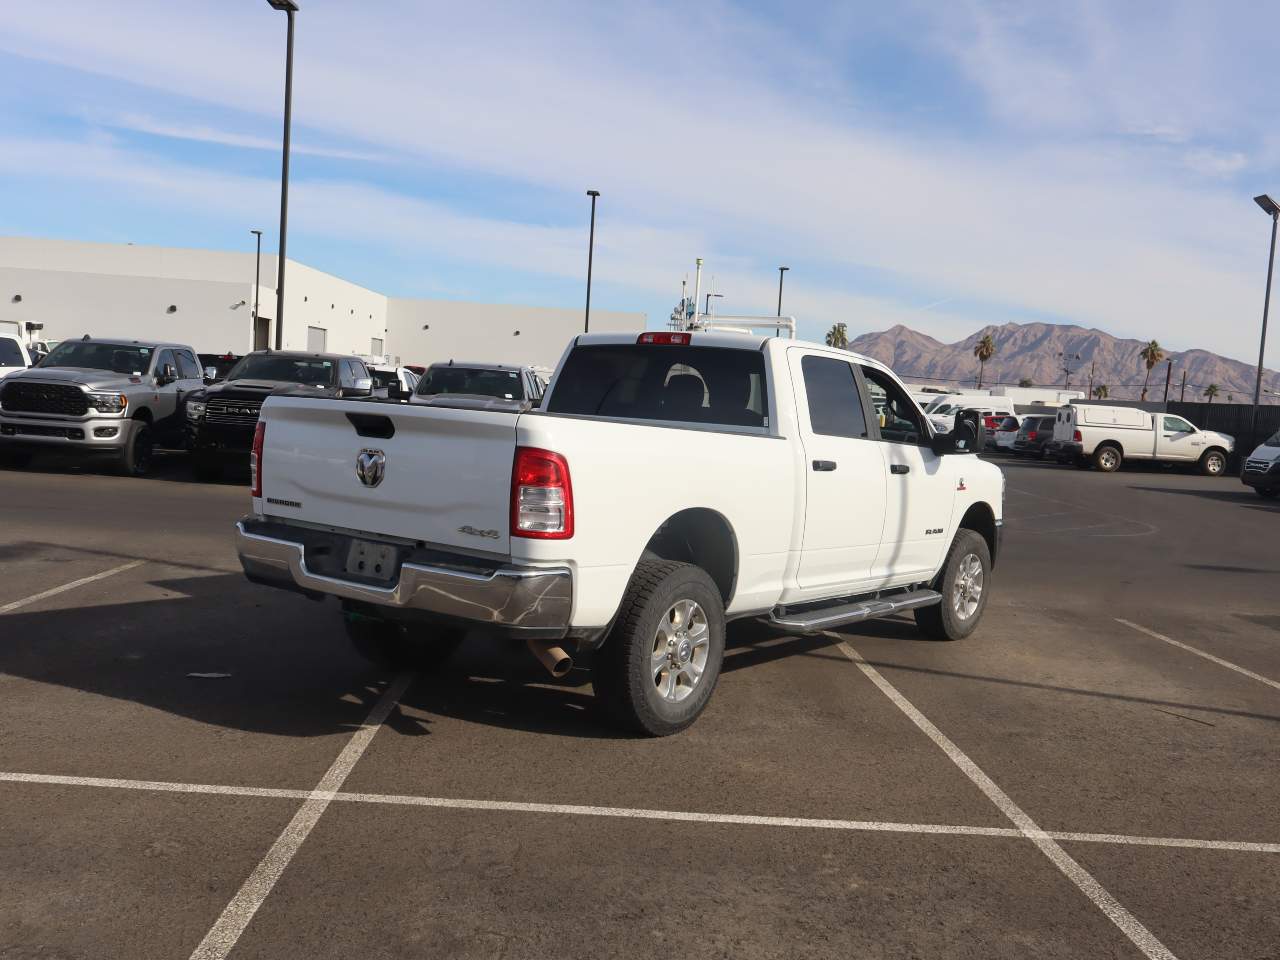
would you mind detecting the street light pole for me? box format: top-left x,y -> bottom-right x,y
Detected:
267,0 -> 299,350
705,293 -> 723,316
777,266 -> 789,316
584,189 -> 600,333
250,229 -> 263,334
1250,194 -> 1279,446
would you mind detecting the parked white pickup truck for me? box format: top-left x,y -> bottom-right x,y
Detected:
236,331 -> 1004,735
1052,403 -> 1234,475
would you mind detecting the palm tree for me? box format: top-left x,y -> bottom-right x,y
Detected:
1203,383 -> 1220,404
824,323 -> 848,349
1092,384 -> 1109,399
973,333 -> 996,388
1139,340 -> 1164,400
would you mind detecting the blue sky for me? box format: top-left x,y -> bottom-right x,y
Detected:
1,0 -> 1278,367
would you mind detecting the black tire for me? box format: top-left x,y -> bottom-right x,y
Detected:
915,529 -> 991,641
1093,444 -> 1122,473
592,559 -> 725,737
343,608 -> 464,669
1199,449 -> 1227,477
117,421 -> 155,477
1257,487 -> 1279,500
192,453 -> 222,481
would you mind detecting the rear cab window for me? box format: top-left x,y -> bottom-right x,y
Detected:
418,366 -> 526,401
0,337 -> 25,367
546,344 -> 768,429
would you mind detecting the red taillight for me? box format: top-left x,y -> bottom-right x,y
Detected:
637,332 -> 690,345
250,421 -> 266,497
1027,430 -> 1037,440
1073,430 -> 1082,442
511,447 -> 573,539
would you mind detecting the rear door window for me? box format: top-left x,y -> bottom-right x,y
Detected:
546,344 -> 768,428
800,355 -> 867,438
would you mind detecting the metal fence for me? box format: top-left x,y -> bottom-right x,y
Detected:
1167,401 -> 1280,465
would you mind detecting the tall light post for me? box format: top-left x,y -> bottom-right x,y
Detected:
777,266 -> 789,316
705,292 -> 723,316
267,0 -> 298,350
249,229 -> 263,334
584,189 -> 600,333
1058,351 -> 1081,390
1250,194 -> 1279,446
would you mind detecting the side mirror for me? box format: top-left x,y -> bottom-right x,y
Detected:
342,377 -> 374,398
203,365 -> 219,383
156,363 -> 177,386
931,414 -> 981,455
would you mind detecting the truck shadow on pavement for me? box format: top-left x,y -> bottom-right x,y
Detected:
0,568 -> 638,742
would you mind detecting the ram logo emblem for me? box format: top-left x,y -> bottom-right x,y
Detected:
355,448 -> 386,488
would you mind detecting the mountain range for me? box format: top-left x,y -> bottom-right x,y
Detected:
847,322 -> 1280,404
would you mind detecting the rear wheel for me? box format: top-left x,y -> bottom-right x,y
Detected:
117,422 -> 154,476
1093,444 -> 1122,473
592,559 -> 725,737
1199,449 -> 1227,477
915,529 -> 991,641
343,608 -> 464,669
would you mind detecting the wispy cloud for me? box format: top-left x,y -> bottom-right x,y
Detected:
100,113 -> 384,162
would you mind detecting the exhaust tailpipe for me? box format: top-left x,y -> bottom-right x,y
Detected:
526,639 -> 573,678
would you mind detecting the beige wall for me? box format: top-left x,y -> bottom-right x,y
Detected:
387,299 -> 643,369
0,237 -> 646,365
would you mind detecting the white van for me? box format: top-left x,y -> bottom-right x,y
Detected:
927,395 -> 1016,434
1240,429 -> 1280,499
1052,403 -> 1234,475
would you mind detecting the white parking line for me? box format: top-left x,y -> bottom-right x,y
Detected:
0,560 -> 145,614
3,770 -> 1278,854
836,640 -> 1178,960
187,672 -> 413,960
1115,618 -> 1280,693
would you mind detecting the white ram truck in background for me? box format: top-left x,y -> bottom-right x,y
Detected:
236,331 -> 1004,735
1052,403 -> 1234,475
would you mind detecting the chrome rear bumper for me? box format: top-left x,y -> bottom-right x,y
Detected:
235,521 -> 572,630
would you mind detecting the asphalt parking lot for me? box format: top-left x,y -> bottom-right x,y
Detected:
2,452 -> 1278,959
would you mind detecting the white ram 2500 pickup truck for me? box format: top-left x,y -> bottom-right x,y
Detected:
236,331 -> 1003,735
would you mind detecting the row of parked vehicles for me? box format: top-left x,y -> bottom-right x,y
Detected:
0,335 -> 547,478
964,399 -> 1277,498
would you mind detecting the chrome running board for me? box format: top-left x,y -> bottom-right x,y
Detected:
768,589 -> 942,634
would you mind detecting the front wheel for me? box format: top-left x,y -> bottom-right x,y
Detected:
1199,449 -> 1227,477
915,529 -> 991,641
117,422 -> 154,476
592,559 -> 725,737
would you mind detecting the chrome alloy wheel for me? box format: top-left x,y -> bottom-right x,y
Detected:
1204,452 -> 1225,475
952,554 -> 984,620
1098,448 -> 1119,470
652,599 -> 709,703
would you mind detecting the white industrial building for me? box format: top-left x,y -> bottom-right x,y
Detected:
0,237 -> 643,368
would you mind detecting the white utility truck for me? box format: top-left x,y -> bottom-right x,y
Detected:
236,331 -> 1004,735
1052,403 -> 1233,474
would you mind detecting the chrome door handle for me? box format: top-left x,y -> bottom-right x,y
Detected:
812,460 -> 837,472
890,464 -> 910,475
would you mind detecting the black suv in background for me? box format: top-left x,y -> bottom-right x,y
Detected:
1011,414 -> 1058,458
185,350 -> 374,479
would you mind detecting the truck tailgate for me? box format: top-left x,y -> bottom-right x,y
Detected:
258,397 -> 518,555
